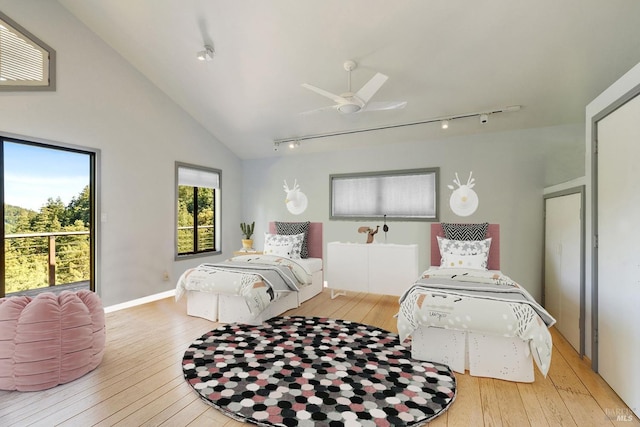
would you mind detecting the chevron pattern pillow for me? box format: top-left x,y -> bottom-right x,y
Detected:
442,222 -> 489,241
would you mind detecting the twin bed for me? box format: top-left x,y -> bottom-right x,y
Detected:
176,222 -> 323,325
398,223 -> 555,382
176,220 -> 554,383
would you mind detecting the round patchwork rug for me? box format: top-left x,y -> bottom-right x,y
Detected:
182,316 -> 456,427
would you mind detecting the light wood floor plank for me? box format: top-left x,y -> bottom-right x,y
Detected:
493,378 -> 530,426
0,289 -> 637,426
446,373 -> 485,426
478,378 -> 504,426
526,368 -> 577,426
549,329 -> 640,427
516,373 -> 552,427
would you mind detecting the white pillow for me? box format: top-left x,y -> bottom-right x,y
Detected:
437,236 -> 491,255
264,232 -> 305,258
441,252 -> 488,270
437,236 -> 491,269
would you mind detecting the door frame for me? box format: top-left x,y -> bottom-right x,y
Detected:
543,186 -> 585,357
590,82 -> 640,371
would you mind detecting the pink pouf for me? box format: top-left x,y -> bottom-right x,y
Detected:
0,289 -> 105,391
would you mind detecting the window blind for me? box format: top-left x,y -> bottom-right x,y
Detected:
330,168 -> 438,220
178,166 -> 219,189
0,14 -> 51,88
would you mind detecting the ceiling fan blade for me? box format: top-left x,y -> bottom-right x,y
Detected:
360,101 -> 407,112
355,72 -> 388,103
301,83 -> 348,104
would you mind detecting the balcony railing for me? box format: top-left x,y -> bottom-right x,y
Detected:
4,230 -> 90,295
177,225 -> 215,253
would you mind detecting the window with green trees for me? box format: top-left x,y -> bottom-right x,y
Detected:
1,137 -> 95,297
176,163 -> 220,257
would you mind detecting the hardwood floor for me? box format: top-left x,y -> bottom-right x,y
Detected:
0,289 -> 637,426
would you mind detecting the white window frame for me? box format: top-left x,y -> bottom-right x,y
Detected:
330,168 -> 439,221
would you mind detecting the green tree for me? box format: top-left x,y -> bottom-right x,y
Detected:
64,186 -> 90,227
4,187 -> 92,294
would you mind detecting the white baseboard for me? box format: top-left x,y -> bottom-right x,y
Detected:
104,289 -> 176,313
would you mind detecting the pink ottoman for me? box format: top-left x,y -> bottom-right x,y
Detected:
0,289 -> 105,391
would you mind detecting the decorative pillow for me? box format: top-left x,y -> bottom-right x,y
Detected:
275,221 -> 310,258
437,235 -> 491,255
441,252 -> 488,270
437,236 -> 491,269
263,240 -> 293,257
442,222 -> 489,241
264,232 -> 305,259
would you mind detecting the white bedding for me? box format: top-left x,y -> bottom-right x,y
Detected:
397,267 -> 556,376
293,257 -> 323,275
176,255 -> 312,317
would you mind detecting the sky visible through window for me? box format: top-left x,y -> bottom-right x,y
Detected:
3,141 -> 89,211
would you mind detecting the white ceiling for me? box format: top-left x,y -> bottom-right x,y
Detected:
58,0 -> 640,160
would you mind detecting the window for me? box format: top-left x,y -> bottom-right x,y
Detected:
176,163 -> 221,258
1,136 -> 96,297
0,11 -> 56,91
330,168 -> 439,221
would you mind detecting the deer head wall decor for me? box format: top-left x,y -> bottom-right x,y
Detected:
283,179 -> 308,215
447,172 -> 479,217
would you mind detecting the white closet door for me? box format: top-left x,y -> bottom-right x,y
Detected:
597,93 -> 640,416
544,193 -> 581,353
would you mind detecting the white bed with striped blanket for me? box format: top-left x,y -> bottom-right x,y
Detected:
399,223 -> 555,382
177,222 -> 323,325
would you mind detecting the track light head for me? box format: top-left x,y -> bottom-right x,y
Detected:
197,45 -> 214,61
479,114 -> 488,124
441,120 -> 449,130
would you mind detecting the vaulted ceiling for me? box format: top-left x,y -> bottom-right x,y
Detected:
58,0 -> 640,159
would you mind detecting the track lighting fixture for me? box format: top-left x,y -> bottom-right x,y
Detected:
274,140 -> 301,151
273,105 -> 521,149
196,45 -> 214,61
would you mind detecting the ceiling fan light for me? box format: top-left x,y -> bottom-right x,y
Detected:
337,103 -> 361,114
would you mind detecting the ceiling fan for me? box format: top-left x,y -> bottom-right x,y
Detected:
301,60 -> 407,114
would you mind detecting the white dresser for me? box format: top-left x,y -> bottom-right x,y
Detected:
327,242 -> 419,296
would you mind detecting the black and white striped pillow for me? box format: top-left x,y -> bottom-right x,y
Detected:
275,221 -> 310,258
442,222 -> 489,241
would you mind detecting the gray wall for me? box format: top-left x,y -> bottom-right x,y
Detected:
0,1 -> 243,306
243,123 -> 584,301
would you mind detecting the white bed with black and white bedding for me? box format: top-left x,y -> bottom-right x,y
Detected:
176,221 -> 323,325
397,223 -> 556,382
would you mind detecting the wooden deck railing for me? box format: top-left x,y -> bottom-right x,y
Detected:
4,230 -> 90,294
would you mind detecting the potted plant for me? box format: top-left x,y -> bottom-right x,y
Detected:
240,221 -> 255,250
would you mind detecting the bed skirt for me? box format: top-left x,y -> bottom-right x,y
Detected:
411,327 -> 534,382
186,270 -> 323,324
